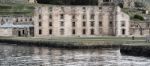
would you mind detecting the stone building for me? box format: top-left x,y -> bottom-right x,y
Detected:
0,15 -> 34,37
1,0 -> 148,37
34,4 -> 129,37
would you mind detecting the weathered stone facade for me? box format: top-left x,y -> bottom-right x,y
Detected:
116,7 -> 130,37
130,21 -> 150,37
2,0 -> 149,37
34,5 -> 129,37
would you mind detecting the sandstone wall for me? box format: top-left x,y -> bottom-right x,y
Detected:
34,5 -> 116,37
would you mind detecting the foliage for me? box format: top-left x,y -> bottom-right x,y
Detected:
0,4 -> 34,15
37,0 -> 98,5
133,14 -> 144,21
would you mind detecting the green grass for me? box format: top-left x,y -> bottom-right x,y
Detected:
0,36 -> 148,46
0,4 -> 34,15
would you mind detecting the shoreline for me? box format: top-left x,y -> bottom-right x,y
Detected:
0,37 -> 150,57
0,37 -> 121,49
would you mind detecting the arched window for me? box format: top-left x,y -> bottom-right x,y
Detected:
72,29 -> 76,35
72,22 -> 76,27
60,28 -> 64,35
122,29 -> 126,35
49,22 -> 52,27
82,29 -> 86,35
49,29 -> 52,35
82,21 -> 86,27
90,21 -> 95,27
39,29 -> 42,35
91,29 -> 95,35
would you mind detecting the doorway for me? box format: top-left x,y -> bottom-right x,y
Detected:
122,29 -> 126,35
18,31 -> 21,37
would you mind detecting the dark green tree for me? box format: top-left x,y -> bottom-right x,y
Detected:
133,14 -> 144,21
37,0 -> 98,5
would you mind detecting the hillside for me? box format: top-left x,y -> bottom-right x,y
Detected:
0,4 -> 34,15
0,0 -> 28,4
0,0 -> 149,16
0,0 -> 149,6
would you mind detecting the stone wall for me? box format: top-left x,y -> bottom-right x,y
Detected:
0,28 -> 13,36
130,21 -> 150,37
116,6 -> 130,37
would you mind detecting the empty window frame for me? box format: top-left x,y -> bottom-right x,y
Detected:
39,29 -> 42,35
49,29 -> 53,35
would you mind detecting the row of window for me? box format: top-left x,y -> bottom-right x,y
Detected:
39,14 -> 99,20
39,29 -> 97,35
0,18 -> 33,22
16,18 -> 33,22
38,21 -> 104,27
48,7 -> 102,12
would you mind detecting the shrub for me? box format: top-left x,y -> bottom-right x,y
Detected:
133,14 -> 144,21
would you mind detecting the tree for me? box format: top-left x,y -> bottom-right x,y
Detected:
133,14 -> 144,21
36,0 -> 98,5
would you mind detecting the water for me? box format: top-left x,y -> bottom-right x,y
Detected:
0,43 -> 150,66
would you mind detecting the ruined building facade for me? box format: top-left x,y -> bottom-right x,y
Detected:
34,4 -> 129,37
0,0 -> 150,37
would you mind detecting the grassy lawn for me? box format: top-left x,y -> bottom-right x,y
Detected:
0,36 -> 148,46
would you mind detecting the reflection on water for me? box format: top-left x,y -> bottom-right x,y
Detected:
0,43 -> 150,66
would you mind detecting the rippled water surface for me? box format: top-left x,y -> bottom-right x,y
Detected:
0,43 -> 150,66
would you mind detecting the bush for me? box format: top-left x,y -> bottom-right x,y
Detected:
133,14 -> 144,21
37,0 -> 98,5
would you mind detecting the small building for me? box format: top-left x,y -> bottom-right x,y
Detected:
0,15 -> 34,37
0,22 -> 34,37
